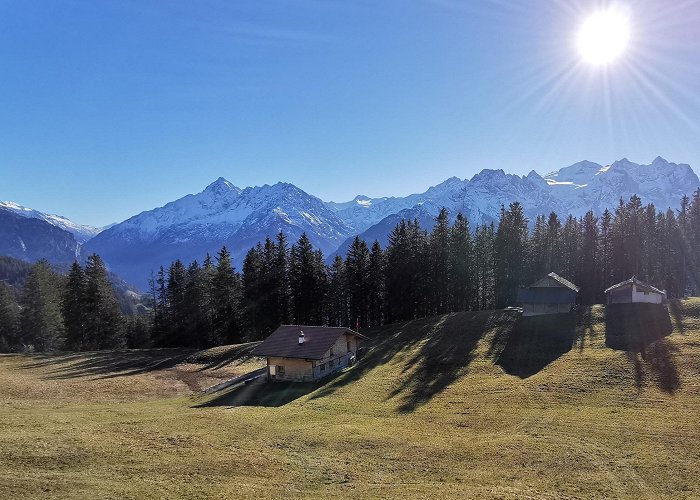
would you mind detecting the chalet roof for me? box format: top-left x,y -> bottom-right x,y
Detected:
604,276 -> 665,295
517,287 -> 578,304
251,325 -> 368,361
529,272 -> 580,292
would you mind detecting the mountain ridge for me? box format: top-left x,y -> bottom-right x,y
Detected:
3,157 -> 698,289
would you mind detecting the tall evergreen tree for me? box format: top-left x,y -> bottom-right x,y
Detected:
63,261 -> 86,350
494,203 -> 528,308
83,254 -> 124,349
0,282 -> 20,351
449,213 -> 473,311
367,241 -> 385,327
345,237 -> 370,328
211,246 -> 242,344
429,208 -> 451,315
20,260 -> 65,351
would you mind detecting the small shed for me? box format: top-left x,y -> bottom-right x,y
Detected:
251,325 -> 368,382
517,272 -> 580,316
604,277 -> 666,305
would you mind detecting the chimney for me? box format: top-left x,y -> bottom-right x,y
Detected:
298,331 -> 305,345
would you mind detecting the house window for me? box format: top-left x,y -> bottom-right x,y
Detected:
329,359 -> 334,368
330,348 -> 334,357
347,341 -> 351,352
320,363 -> 326,372
277,365 -> 285,376
643,291 -> 649,295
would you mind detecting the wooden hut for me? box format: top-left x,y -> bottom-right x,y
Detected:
251,325 -> 368,382
604,277 -> 666,305
517,272 -> 580,316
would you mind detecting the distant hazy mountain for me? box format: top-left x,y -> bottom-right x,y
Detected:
0,201 -> 103,243
83,178 -> 354,287
0,207 -> 80,263
3,157 -> 697,289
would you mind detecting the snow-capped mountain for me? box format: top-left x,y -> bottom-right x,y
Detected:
0,208 -> 80,263
3,156 -> 696,289
0,201 -> 103,243
542,156 -> 698,216
83,178 -> 355,288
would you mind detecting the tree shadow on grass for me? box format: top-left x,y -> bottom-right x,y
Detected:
20,349 -> 194,380
606,304 -> 679,393
605,304 -> 673,351
307,315 -> 447,403
193,378 -> 323,408
494,311 -> 578,379
308,310 -> 519,413
388,311 -> 517,412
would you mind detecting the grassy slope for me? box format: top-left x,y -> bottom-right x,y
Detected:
1,301 -> 700,499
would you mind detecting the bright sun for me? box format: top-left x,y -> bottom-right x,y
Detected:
577,8 -> 631,66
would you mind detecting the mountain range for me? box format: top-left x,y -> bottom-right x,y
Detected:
2,157 -> 698,289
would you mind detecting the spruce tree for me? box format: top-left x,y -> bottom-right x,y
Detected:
83,254 -> 124,350
429,208 -> 451,315
328,255 -> 347,327
0,282 -> 20,351
63,261 -> 86,350
367,241 -> 385,327
494,203 -> 528,308
449,213 -> 473,312
345,237 -> 370,328
20,260 -> 65,351
211,246 -> 242,344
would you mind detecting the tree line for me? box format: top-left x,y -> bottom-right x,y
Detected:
1,190 -> 699,352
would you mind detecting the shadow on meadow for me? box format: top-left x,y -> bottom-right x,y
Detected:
19,343 -> 261,380
20,349 -> 194,379
194,378 -> 323,408
606,303 -> 679,393
492,311 -> 581,379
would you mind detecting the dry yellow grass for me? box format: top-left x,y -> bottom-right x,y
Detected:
1,301 -> 699,499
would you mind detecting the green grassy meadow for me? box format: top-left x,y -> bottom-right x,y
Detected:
1,300 -> 700,498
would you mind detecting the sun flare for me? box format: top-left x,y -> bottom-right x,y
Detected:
577,8 -> 631,66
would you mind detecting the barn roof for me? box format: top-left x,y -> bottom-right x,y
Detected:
604,276 -> 665,295
251,325 -> 368,361
517,287 -> 578,304
529,272 -> 580,292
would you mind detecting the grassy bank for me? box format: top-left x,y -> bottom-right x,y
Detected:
1,301 -> 699,498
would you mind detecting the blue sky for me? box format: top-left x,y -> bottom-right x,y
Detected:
1,0 -> 699,226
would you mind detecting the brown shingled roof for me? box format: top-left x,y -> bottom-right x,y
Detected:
251,325 -> 368,360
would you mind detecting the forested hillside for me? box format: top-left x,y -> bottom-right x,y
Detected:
2,191 -> 699,353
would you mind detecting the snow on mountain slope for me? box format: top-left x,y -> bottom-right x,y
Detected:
0,208 -> 80,263
83,178 -> 355,288
0,201 -> 102,243
325,177 -> 470,233
20,156 -> 696,287
543,157 -> 699,216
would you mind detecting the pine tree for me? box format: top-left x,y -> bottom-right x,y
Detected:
211,246 -> 243,344
474,223 -> 495,311
345,237 -> 370,328
578,211 -> 599,304
328,255 -> 347,327
385,220 -> 411,322
20,260 -> 65,351
449,213 -> 473,311
63,261 -> 86,350
289,234 -> 318,325
367,241 -> 385,327
0,282 -> 20,352
242,244 -> 264,339
494,203 -> 528,308
184,260 -> 214,347
83,254 -> 124,350
272,232 -> 291,326
599,209 -> 613,289
429,208 -> 451,315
